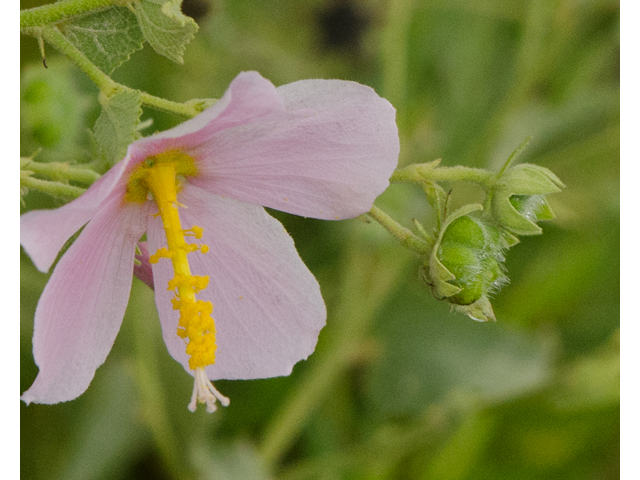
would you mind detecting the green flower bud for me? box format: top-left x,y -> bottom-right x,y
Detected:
509,195 -> 555,222
422,205 -> 509,321
441,215 -> 485,250
438,243 -> 484,305
491,164 -> 564,235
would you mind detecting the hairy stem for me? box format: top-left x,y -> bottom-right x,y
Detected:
21,175 -> 87,199
139,92 -> 203,118
21,158 -> 101,185
20,0 -> 124,29
40,26 -> 116,91
36,26 -> 201,118
391,164 -> 495,187
367,205 -> 433,254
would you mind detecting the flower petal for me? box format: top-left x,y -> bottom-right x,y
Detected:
147,184 -> 326,380
186,75 -> 399,220
110,71 -> 286,163
21,197 -> 149,405
20,159 -> 130,273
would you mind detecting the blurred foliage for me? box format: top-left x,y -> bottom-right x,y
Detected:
21,0 -> 619,479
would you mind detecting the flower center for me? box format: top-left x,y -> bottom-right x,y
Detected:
126,151 -> 229,412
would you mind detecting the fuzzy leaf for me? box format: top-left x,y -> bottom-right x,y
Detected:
93,89 -> 142,167
61,7 -> 144,74
132,0 -> 198,64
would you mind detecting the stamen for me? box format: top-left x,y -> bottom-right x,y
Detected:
149,247 -> 173,263
184,226 -> 204,239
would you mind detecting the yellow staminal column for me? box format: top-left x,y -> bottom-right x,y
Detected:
144,161 -> 229,412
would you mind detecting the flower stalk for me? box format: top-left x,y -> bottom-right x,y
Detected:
34,26 -> 201,118
20,158 -> 101,185
20,0 -> 123,29
367,205 -> 433,254
391,163 -> 496,188
20,174 -> 87,199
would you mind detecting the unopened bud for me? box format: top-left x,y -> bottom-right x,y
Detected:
422,206 -> 509,321
491,164 -> 564,235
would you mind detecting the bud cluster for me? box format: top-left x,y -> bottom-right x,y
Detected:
420,206 -> 508,321
491,164 -> 564,235
369,141 -> 563,322
416,160 -> 563,322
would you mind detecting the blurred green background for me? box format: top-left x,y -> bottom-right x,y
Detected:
20,0 -> 619,479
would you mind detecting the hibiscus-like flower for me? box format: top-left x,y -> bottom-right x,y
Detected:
20,72 -> 399,412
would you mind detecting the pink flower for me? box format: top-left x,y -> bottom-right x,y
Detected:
20,71 -> 399,412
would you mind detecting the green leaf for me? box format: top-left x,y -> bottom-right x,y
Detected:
132,0 -> 198,64
93,89 -> 142,168
60,7 -> 145,74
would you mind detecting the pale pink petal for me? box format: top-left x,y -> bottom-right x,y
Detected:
21,197 -> 150,405
133,241 -> 154,290
20,162 -> 130,273
147,184 -> 326,380
111,71 -> 287,165
186,75 -> 399,220
115,71 -> 398,220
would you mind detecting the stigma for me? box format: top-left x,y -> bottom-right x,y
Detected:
126,151 -> 229,412
189,367 -> 230,413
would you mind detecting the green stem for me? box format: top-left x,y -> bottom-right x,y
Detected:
367,205 -> 433,254
38,26 -> 201,118
139,92 -> 202,118
391,164 -> 495,188
21,175 -> 86,199
21,158 -> 101,185
20,0 -> 123,29
40,26 -> 116,91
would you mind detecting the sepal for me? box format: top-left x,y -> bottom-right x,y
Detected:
424,204 -> 483,302
491,164 -> 564,235
453,296 -> 496,322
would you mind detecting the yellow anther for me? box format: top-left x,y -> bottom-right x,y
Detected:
185,225 -> 204,239
194,276 -> 209,292
196,300 -> 213,315
186,333 -> 217,369
171,298 -> 181,310
183,244 -> 199,254
200,245 -> 210,254
149,247 -> 173,264
167,274 -> 209,293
